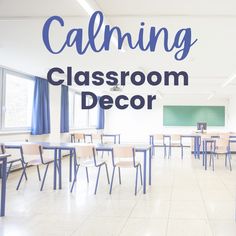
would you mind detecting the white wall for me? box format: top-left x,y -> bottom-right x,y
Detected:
0,88 -> 231,146
105,97 -> 230,143
228,95 -> 236,132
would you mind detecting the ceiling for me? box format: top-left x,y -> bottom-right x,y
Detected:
0,0 -> 236,100
1,0 -> 236,17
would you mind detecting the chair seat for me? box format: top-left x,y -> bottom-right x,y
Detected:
153,142 -> 164,145
103,141 -> 116,145
215,147 -> 228,154
79,159 -> 106,167
6,155 -> 21,164
170,143 -> 181,146
28,157 -> 54,166
115,161 -> 140,168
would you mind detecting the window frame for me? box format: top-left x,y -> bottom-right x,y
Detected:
69,89 -> 97,130
0,67 -> 35,132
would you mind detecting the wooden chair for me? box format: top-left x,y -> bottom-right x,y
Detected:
73,133 -> 85,143
0,143 -> 27,181
210,138 -> 231,171
17,144 -> 54,191
200,134 -> 214,151
152,134 -> 166,157
70,145 -> 110,194
110,146 -> 142,195
219,133 -> 230,139
169,134 -> 183,159
91,133 -> 103,144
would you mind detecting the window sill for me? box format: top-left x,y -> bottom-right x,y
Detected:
0,130 -> 31,135
69,128 -> 97,131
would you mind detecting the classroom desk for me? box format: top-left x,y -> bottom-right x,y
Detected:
5,142 -> 74,190
201,138 -> 216,170
102,134 -> 121,144
62,142 -> 151,194
182,135 -> 201,158
149,135 -> 170,157
96,143 -> 152,194
0,154 -> 9,217
201,138 -> 236,170
71,133 -> 121,144
149,134 -> 201,158
195,135 -> 236,159
5,142 -> 151,194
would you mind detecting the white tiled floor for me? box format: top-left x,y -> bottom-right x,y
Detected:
0,148 -> 236,236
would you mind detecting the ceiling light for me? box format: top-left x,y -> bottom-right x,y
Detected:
77,0 -> 95,16
157,91 -> 163,99
77,0 -> 125,52
221,74 -> 236,88
207,92 -> 214,100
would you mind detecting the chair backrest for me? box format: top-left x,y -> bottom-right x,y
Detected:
209,132 -> 219,138
74,133 -> 85,142
75,145 -> 95,160
22,144 -> 42,155
91,133 -> 102,143
200,134 -> 214,150
112,146 -> 134,158
21,144 -> 43,163
219,133 -> 230,140
171,134 -> 181,142
0,143 -> 5,154
201,134 -> 211,139
153,134 -> 163,140
215,138 -> 229,153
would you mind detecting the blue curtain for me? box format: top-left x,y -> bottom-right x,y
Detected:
97,97 -> 105,129
31,77 -> 50,135
60,85 -> 69,133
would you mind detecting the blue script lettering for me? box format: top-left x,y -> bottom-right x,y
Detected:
42,11 -> 197,60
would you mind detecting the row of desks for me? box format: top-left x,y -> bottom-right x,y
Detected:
201,138 -> 236,170
70,133 -> 121,144
1,141 -> 152,217
149,134 -> 236,159
1,133 -> 235,216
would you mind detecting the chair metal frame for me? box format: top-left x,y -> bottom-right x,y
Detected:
73,133 -> 85,143
0,143 -> 27,181
166,135 -> 184,159
153,134 -> 167,158
109,146 -> 142,195
17,144 -> 54,191
70,145 -> 110,194
209,138 -> 232,171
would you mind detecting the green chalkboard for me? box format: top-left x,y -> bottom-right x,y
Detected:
163,106 -> 225,126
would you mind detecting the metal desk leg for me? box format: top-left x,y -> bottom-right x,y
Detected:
143,151 -> 147,194
149,148 -> 152,185
53,149 -> 57,190
74,150 -> 77,182
202,141 -> 205,167
198,137 -> 200,159
169,136 -> 171,158
205,142 -> 208,171
59,149 -> 62,189
0,159 -> 7,217
150,136 -> 155,157
69,149 -> 72,182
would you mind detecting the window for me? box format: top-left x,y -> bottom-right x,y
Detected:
0,68 -> 34,131
69,89 -> 98,129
